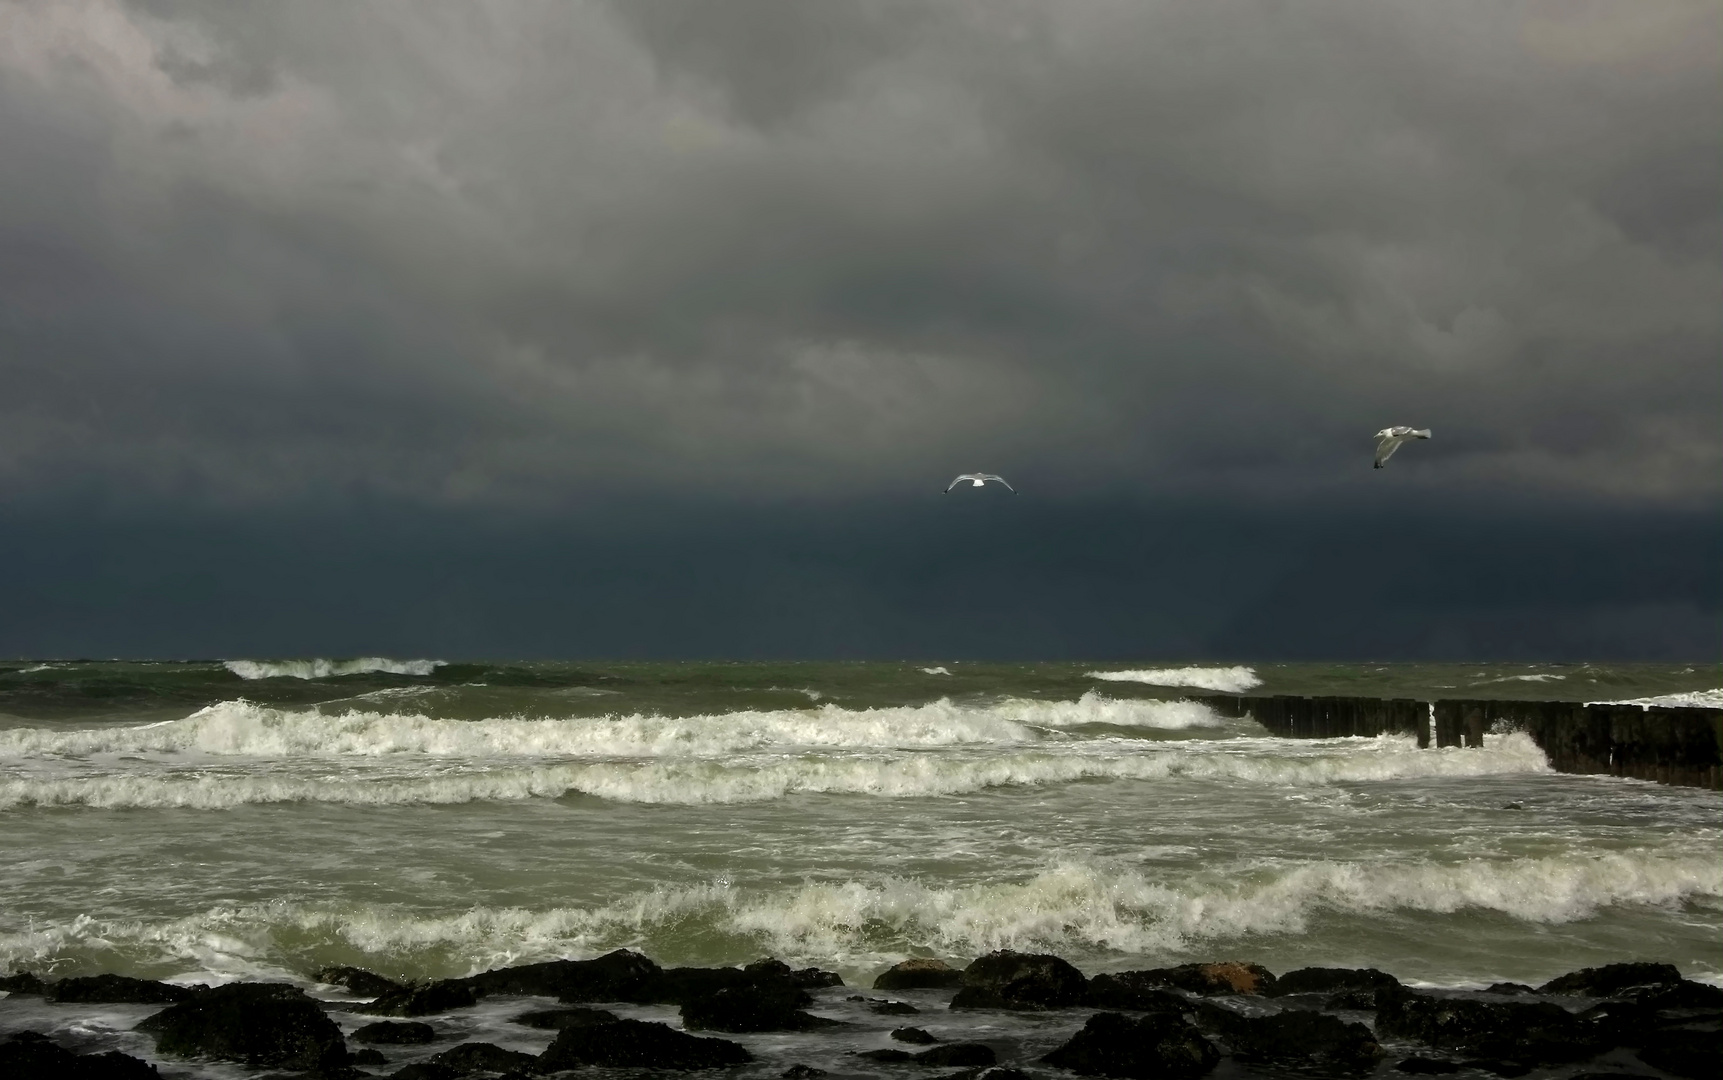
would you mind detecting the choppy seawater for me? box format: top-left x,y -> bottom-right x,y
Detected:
2,659 -> 1720,1073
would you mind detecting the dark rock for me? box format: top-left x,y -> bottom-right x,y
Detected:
536,1017 -> 751,1070
1637,1029 -> 1723,1080
1084,973 -> 1190,1013
892,1026 -> 939,1044
1325,989 -> 1382,1010
510,1006 -> 619,1030
782,1066 -> 828,1079
1112,962 -> 1276,997
950,951 -> 1088,1010
1267,966 -> 1399,997
429,1041 -> 537,1074
0,1035 -> 163,1080
1196,1005 -> 1381,1073
1041,1011 -> 1220,1079
1569,1074 -> 1656,1080
316,966 -> 406,998
744,958 -> 843,989
1396,1057 -> 1463,1074
350,1020 -> 437,1044
386,1065 -> 456,1080
871,1000 -> 921,1015
857,1048 -> 917,1063
359,979 -> 478,1016
681,981 -> 842,1032
916,1043 -> 996,1067
1375,985 -> 1604,1064
794,967 -> 845,989
655,965 -> 761,1004
1460,1059 -> 1533,1077
45,974 -> 195,1004
944,1069 -> 1033,1080
461,948 -> 661,1002
1539,962 -> 1683,996
0,971 -> 46,994
135,981 -> 346,1070
875,958 -> 964,991
1630,979 -> 1723,1009
1485,983 -> 1534,995
352,1048 -> 389,1066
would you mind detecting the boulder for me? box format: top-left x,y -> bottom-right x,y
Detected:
875,958 -> 964,991
1396,1057 -> 1464,1074
351,1048 -> 389,1067
0,971 -> 46,994
357,979 -> 477,1016
1636,1030 -> 1722,1080
45,974 -> 194,1005
1374,985 -> 1605,1065
916,1043 -> 997,1067
1196,1004 -> 1381,1073
1484,983 -> 1534,995
315,966 -> 406,998
950,951 -> 1088,1010
1041,1011 -> 1220,1080
1084,973 -> 1191,1013
1628,979 -> 1723,1009
871,1000 -> 921,1015
1539,962 -> 1682,996
857,1048 -> 916,1062
1267,967 -> 1399,998
428,1041 -> 538,1075
1115,962 -> 1275,997
461,948 -> 661,1002
782,1066 -> 827,1078
681,982 -> 842,1032
135,982 -> 347,1071
746,958 -> 844,989
892,1026 -> 939,1044
536,1017 -> 751,1071
510,1006 -> 620,1030
0,1033 -> 162,1080
349,1020 -> 437,1045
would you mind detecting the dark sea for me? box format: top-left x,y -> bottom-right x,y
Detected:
2,659 -> 1720,1077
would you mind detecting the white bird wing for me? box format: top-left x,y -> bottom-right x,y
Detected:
1374,435 -> 1405,468
944,474 -> 978,493
990,476 -> 1017,493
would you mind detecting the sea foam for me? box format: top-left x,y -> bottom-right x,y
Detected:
224,658 -> 446,680
1086,666 -> 1262,693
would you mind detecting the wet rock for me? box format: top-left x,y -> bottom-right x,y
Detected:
0,971 -> 46,994
875,958 -> 964,991
536,1017 -> 751,1070
858,1048 -> 917,1062
1629,979 -> 1723,1009
1539,962 -> 1683,996
747,957 -> 845,989
1461,1058 -> 1533,1077
44,974 -> 195,1004
1117,962 -> 1276,997
461,948 -> 661,1002
350,1020 -> 437,1044
892,1026 -> 939,1044
135,981 -> 347,1071
1396,1057 -> 1464,1074
1636,1030 -> 1723,1080
386,1064 -> 455,1080
358,979 -> 478,1016
681,981 -> 843,1032
871,1000 -> 921,1015
429,1041 -> 538,1075
510,1006 -> 619,1030
950,951 -> 1088,1010
1485,983 -> 1534,995
916,1043 -> 996,1067
351,1048 -> 389,1066
1267,966 -> 1399,998
782,1065 -> 828,1078
1196,1004 -> 1381,1073
1041,1011 -> 1220,1080
1083,973 -> 1191,1013
0,1032 -> 162,1080
943,1069 -> 1033,1080
1375,985 -> 1605,1065
316,966 -> 406,998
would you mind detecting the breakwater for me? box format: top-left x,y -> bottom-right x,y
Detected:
1198,694 -> 1723,790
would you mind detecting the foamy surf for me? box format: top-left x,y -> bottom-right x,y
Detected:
224,658 -> 446,680
0,734 -> 1554,810
1598,688 -> 1723,709
1086,666 -> 1262,693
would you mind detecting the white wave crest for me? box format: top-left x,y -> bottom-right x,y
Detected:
4,847 -> 1712,979
0,693 -> 1226,761
1086,666 -> 1262,693
1598,689 -> 1723,710
0,735 -> 1553,810
224,658 -> 445,680
922,667 -> 952,676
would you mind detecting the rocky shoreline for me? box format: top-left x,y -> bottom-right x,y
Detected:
2,953 -> 1718,1080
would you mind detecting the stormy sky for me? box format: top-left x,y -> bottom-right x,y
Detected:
1,0 -> 1719,660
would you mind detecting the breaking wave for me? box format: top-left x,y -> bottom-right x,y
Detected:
0,735 -> 1552,810
3,847 -> 1712,981
1086,666 -> 1262,693
224,658 -> 446,680
1600,689 -> 1723,710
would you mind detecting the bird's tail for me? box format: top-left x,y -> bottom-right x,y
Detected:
1413,429 -> 1432,439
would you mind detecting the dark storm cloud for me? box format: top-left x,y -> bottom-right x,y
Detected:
1,0 -> 1717,507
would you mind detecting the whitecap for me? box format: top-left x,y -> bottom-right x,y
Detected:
224,658 -> 445,680
1086,666 -> 1262,693
1596,689 -> 1723,710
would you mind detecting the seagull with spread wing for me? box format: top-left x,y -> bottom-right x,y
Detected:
944,473 -> 1017,494
1374,426 -> 1431,468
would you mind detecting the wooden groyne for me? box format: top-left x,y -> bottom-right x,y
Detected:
1195,694 -> 1723,790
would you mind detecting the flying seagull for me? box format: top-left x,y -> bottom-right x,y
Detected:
1374,426 -> 1431,468
944,473 -> 1017,493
